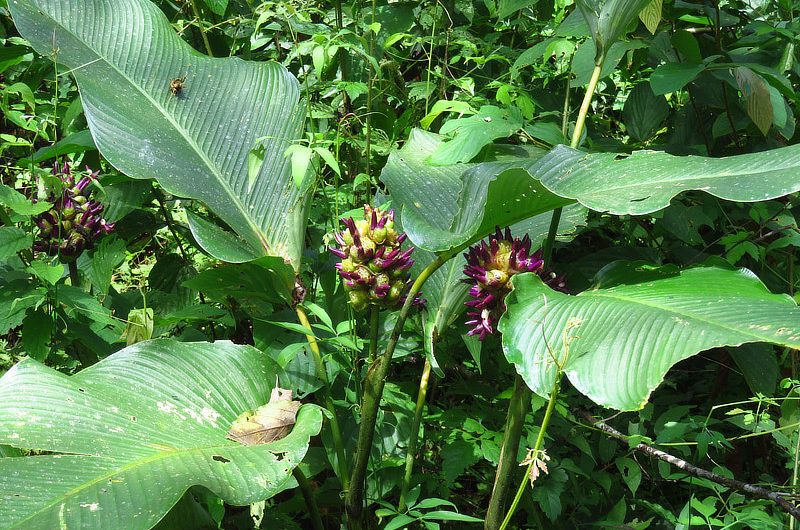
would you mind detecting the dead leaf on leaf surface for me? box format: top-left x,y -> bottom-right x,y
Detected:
226,387 -> 301,445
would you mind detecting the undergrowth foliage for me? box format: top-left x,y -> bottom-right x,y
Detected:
2,0 -> 800,528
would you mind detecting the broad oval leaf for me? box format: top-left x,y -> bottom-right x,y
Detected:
0,339 -> 323,529
500,265 -> 800,410
10,0 -> 307,267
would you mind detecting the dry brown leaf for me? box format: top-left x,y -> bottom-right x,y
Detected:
226,387 -> 301,445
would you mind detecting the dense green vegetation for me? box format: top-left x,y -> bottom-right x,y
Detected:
3,0 -> 800,528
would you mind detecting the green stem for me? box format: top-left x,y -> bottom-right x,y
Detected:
345,255 -> 449,529
296,306 -> 350,490
189,0 -> 214,57
498,378 -> 561,530
292,468 -> 325,530
398,357 -> 433,511
364,0 -> 377,182
367,306 -> 380,363
484,376 -> 531,530
570,63 -> 602,149
68,261 -> 80,288
542,64 -> 602,268
791,385 -> 800,530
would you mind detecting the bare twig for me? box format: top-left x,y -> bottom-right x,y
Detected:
577,409 -> 800,520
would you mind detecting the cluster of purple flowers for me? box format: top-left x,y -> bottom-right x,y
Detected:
330,205 -> 420,311
463,227 -> 565,340
34,163 -> 114,262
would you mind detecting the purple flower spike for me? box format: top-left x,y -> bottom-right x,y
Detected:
462,227 -> 566,341
329,204 -> 423,312
34,164 -> 114,263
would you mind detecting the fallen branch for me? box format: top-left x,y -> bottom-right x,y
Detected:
577,409 -> 800,520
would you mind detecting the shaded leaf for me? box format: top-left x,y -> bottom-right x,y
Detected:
734,66 -> 773,135
623,83 -> 669,142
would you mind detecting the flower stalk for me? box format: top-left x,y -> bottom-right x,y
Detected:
345,254 -> 448,529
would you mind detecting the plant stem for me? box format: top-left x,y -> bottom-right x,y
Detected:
543,64 -> 602,266
398,356 -> 433,511
367,306 -> 380,363
498,378 -> 561,530
484,376 -> 531,530
292,468 -> 325,530
68,261 -> 80,288
189,0 -> 213,56
296,306 -> 350,490
345,255 -> 448,529
571,63 -> 602,149
364,0 -> 377,182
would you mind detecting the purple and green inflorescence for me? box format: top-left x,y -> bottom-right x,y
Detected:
463,227 -> 565,341
34,163 -> 114,262
330,205 -> 422,311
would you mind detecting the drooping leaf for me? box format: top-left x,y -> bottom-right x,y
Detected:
500,264 -> 800,410
227,387 -> 302,445
623,83 -> 669,142
576,0 -> 652,62
10,0 -> 307,267
638,0 -> 661,33
0,339 -> 323,529
120,307 -> 154,345
380,129 -> 572,253
734,66 -> 774,135
90,236 -> 127,295
21,308 -> 52,361
728,343 -> 778,396
533,141 -> 800,215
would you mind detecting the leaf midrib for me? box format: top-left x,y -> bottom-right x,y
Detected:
40,1 -> 266,251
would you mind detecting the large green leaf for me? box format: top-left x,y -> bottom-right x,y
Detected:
10,0 -> 307,267
0,339 -> 323,529
533,143 -> 800,215
380,129 -> 572,252
382,129 -> 800,252
500,264 -> 800,410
